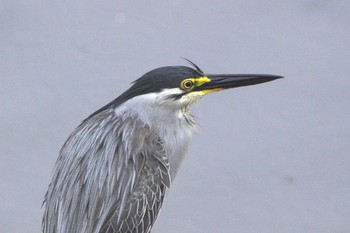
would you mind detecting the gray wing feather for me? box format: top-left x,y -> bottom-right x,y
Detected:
42,109 -> 171,233
101,137 -> 170,233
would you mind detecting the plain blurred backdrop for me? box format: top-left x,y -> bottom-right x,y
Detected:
1,1 -> 350,232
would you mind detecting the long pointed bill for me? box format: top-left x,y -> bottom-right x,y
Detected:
197,74 -> 283,94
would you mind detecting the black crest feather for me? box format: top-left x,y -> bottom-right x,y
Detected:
181,57 -> 204,74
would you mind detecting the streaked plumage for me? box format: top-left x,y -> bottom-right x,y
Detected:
43,63 -> 282,233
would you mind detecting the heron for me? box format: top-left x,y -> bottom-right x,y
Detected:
42,60 -> 283,233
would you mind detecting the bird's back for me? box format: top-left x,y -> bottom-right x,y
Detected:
42,109 -> 171,233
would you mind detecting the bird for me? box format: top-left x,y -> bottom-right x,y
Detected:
42,60 -> 283,233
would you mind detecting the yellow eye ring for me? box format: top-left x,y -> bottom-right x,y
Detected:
181,79 -> 194,91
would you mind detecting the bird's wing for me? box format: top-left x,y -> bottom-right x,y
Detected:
99,128 -> 171,233
42,110 -> 171,233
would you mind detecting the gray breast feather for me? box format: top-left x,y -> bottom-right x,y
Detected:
42,109 -> 171,233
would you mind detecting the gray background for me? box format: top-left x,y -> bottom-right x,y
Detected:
1,1 -> 350,232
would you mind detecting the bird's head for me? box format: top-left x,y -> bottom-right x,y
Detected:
123,61 -> 282,108
89,61 -> 283,118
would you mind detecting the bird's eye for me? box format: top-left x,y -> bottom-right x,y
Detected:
181,79 -> 194,90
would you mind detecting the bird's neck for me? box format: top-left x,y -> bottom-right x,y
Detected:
114,94 -> 198,179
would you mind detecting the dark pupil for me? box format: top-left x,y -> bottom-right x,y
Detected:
185,81 -> 192,88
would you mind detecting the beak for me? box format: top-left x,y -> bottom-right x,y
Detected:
199,74 -> 283,92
